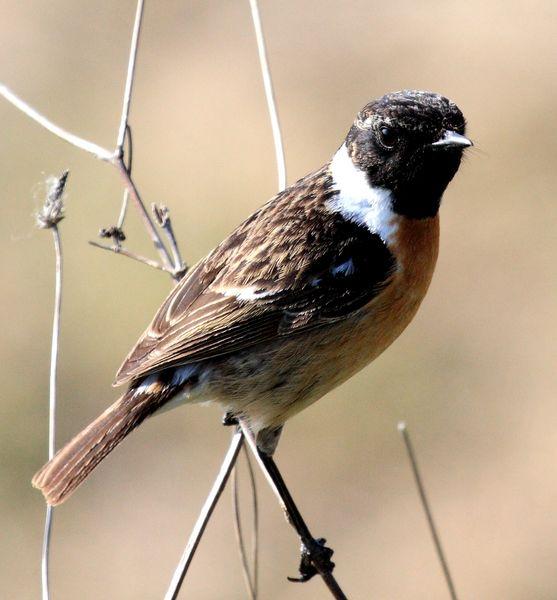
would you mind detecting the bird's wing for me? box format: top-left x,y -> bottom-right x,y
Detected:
114,168 -> 396,385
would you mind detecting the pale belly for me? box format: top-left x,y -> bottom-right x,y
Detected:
204,275 -> 428,433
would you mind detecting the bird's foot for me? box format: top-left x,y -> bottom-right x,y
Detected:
288,537 -> 335,583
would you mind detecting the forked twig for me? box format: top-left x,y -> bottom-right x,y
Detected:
164,431 -> 244,600
0,0 -> 176,274
398,422 -> 459,600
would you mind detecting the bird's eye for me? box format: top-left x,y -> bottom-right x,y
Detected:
377,125 -> 397,150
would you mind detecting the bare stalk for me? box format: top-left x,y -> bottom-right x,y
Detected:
152,204 -> 187,277
227,6 -> 289,594
248,0 -> 287,191
114,125 -> 133,246
164,430 -> 244,600
0,85 -> 113,161
0,85 -> 174,271
36,172 -> 68,600
88,241 -> 168,273
116,0 -> 144,153
398,422 -> 459,600
0,2 -> 175,272
113,157 -> 174,271
232,445 -> 259,599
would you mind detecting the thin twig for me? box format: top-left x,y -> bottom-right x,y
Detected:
116,0 -> 144,153
0,0 -> 175,272
152,204 -> 187,277
0,85 -> 113,161
115,125 -> 133,246
398,422 -> 458,600
232,446 -> 259,599
36,172 -> 67,600
248,0 -> 287,191
113,157 -> 175,272
246,448 -> 259,597
164,430 -> 244,600
88,241 -> 168,273
0,83 -> 174,270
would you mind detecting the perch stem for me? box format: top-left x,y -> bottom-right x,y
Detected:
164,430 -> 244,600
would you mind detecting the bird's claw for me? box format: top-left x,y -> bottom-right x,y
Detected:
287,538 -> 335,583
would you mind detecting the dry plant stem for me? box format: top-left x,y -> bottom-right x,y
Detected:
164,430 -> 244,600
116,0 -> 144,152
113,157 -> 174,272
152,204 -> 186,276
232,446 -> 259,599
240,425 -> 348,600
115,125 -> 133,243
0,86 -> 174,270
161,216 -> 185,275
0,0 -> 174,271
109,0 -> 179,275
0,85 -> 113,161
88,241 -> 168,273
41,226 -> 63,600
248,0 -> 287,191
398,422 -> 458,600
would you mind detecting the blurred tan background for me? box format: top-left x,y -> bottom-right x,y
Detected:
1,1 -> 556,598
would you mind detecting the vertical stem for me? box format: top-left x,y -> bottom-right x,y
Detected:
398,422 -> 458,600
41,226 -> 63,600
248,0 -> 287,191
232,446 -> 259,599
116,0 -> 145,152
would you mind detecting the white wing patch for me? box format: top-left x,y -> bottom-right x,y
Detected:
328,144 -> 398,245
221,286 -> 274,301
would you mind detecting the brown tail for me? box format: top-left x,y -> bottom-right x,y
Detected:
32,386 -> 162,506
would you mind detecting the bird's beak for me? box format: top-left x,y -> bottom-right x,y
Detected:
431,130 -> 473,149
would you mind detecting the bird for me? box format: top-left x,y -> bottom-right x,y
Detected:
33,90 -> 472,506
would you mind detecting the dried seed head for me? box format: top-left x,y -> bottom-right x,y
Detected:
36,170 -> 69,229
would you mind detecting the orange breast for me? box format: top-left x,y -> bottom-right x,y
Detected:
315,214 -> 440,389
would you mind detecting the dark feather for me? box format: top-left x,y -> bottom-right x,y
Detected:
115,166 -> 396,385
32,380 -> 176,505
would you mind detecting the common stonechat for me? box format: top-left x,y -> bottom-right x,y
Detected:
33,90 -> 471,505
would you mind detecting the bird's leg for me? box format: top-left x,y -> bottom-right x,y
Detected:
240,423 -> 347,598
256,450 -> 336,583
